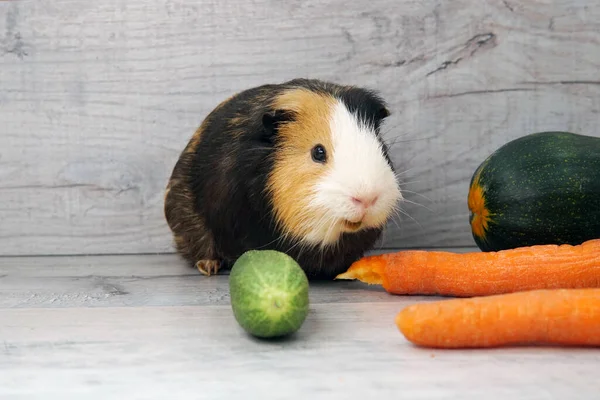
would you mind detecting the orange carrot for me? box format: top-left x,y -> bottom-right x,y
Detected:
335,239 -> 600,297
395,288 -> 600,348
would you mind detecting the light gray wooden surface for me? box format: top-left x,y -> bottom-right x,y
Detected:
1,253 -> 599,399
1,0 -> 600,256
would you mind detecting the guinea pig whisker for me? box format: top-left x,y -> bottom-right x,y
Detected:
283,240 -> 302,254
396,207 -> 423,229
323,217 -> 339,249
400,189 -> 433,202
401,198 -> 434,213
380,127 -> 424,140
383,137 -> 408,149
377,226 -> 387,250
397,179 -> 422,186
392,215 -> 403,230
253,234 -> 285,250
284,235 -> 315,260
387,206 -> 403,229
294,241 -> 310,261
319,245 -> 326,270
385,136 -> 438,148
394,167 -> 415,176
379,125 -> 402,137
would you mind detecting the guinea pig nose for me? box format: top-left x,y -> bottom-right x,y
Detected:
351,194 -> 379,208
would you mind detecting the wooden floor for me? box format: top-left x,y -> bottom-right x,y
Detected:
1,252 -> 599,399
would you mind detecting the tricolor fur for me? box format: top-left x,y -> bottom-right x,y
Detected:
164,78 -> 402,279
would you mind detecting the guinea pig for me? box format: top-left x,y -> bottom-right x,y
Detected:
164,78 -> 402,280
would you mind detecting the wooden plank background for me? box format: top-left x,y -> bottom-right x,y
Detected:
1,0 -> 599,256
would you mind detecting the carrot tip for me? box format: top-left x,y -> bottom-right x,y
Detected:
335,267 -> 384,285
334,271 -> 356,281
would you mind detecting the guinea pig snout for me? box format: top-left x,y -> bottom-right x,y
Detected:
351,195 -> 379,209
348,193 -> 380,222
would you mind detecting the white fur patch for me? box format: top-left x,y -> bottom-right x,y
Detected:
305,100 -> 402,245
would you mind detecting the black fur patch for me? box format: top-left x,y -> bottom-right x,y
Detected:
284,78 -> 394,168
336,88 -> 390,131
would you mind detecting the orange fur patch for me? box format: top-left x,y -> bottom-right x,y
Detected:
266,88 -> 337,241
184,124 -> 205,155
228,116 -> 244,127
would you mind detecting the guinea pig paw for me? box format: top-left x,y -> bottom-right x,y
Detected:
195,259 -> 221,276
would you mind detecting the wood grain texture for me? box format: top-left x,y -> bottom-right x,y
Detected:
1,254 -> 599,399
0,248 -> 476,308
0,253 -> 397,308
1,0 -> 599,255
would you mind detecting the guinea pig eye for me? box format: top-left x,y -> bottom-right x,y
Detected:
311,144 -> 327,163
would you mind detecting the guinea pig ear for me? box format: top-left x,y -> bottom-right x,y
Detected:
261,109 -> 295,143
377,106 -> 390,120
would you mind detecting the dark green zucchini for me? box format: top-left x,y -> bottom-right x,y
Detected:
468,131 -> 600,252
